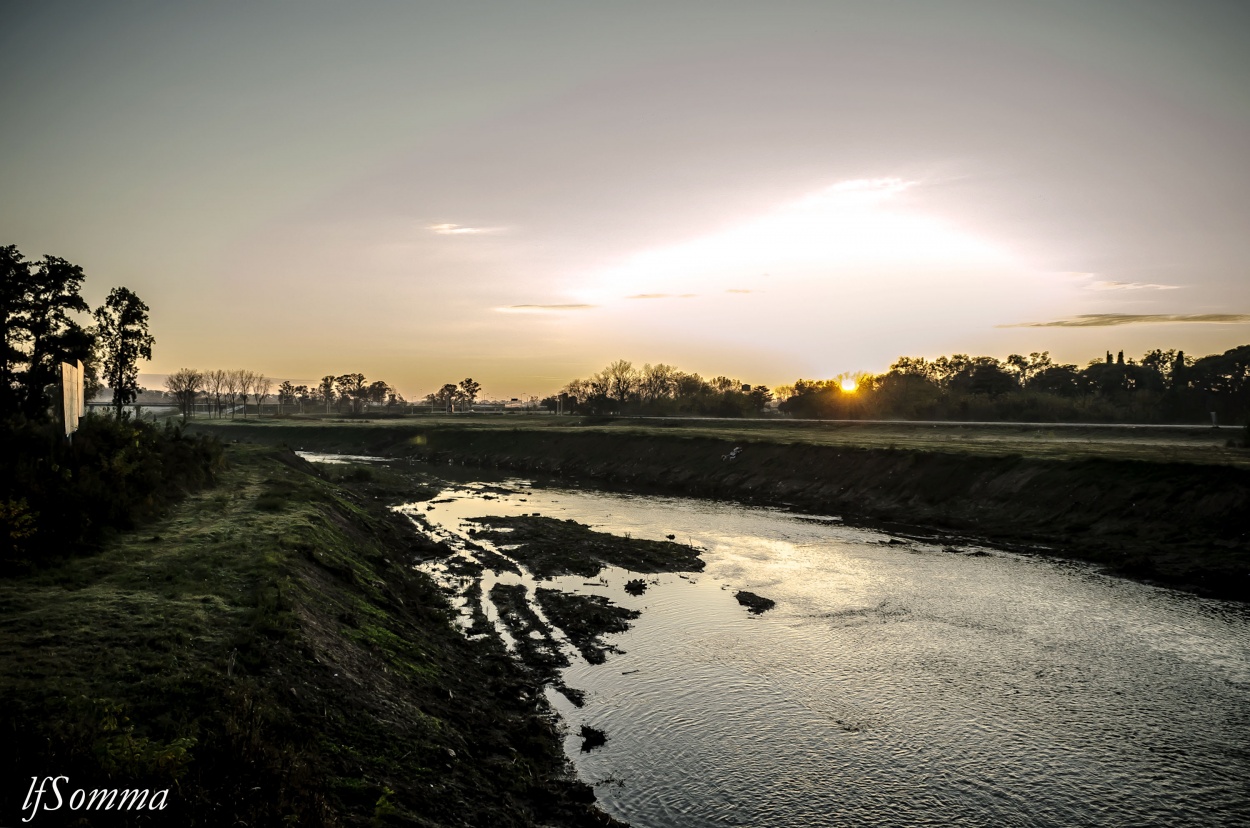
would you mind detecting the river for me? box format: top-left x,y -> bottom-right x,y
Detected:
380,468 -> 1250,827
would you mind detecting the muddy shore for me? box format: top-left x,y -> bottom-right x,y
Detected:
194,421 -> 1250,600
0,446 -> 622,826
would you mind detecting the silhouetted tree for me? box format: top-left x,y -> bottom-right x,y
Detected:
277,380 -> 296,414
319,375 -> 336,413
458,377 -> 481,408
2,247 -> 95,419
335,373 -> 367,414
94,287 -> 154,420
434,383 -> 460,413
253,374 -> 271,415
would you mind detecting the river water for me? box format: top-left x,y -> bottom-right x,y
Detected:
384,471 -> 1249,827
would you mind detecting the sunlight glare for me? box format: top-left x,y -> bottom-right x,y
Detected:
573,178 -> 1014,303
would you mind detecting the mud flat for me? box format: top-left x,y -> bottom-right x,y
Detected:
197,419 -> 1250,600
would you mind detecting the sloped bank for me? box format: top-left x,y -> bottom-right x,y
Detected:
203,423 -> 1250,601
0,445 -> 619,827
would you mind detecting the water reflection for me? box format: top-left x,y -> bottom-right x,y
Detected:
395,476 -> 1250,827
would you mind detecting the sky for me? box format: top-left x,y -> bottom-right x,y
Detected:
3,0 -> 1248,399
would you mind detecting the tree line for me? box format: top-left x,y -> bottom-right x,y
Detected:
555,360 -> 773,416
777,346 -> 1250,424
164,370 -> 408,419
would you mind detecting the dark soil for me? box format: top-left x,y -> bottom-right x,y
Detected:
579,725 -> 607,753
472,516 -> 705,578
735,590 -> 777,614
535,589 -> 640,664
489,582 -> 569,676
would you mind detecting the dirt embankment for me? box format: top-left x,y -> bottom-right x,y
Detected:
0,445 -> 619,827
202,423 -> 1250,600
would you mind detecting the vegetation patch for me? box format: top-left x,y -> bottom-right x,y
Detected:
473,516 -> 705,578
534,589 -> 640,665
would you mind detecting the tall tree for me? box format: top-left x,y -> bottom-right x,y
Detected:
94,287 -> 154,419
3,248 -> 94,419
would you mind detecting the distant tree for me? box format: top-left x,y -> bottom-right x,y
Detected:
1027,364 -> 1085,398
238,370 -> 256,419
204,369 -> 225,418
367,379 -> 390,408
639,363 -> 676,403
949,358 -> 1016,398
458,377 -> 481,409
598,360 -> 637,410
93,287 -> 154,419
253,374 -> 272,415
227,369 -> 246,418
319,375 -> 336,414
277,380 -> 296,414
165,368 -> 203,421
434,383 -> 460,413
335,373 -> 367,414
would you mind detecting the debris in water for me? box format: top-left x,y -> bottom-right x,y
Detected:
734,590 -> 776,614
580,725 -> 607,752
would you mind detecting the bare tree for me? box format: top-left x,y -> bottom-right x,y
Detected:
604,359 -> 638,410
224,369 -> 242,418
253,374 -> 272,416
238,370 -> 256,419
206,368 -> 226,418
640,363 -> 676,403
165,368 -> 203,422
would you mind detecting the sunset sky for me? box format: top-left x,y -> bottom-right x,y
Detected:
3,1 -> 1248,399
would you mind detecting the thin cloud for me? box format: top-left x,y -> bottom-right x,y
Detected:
428,223 -> 502,235
1087,280 -> 1181,291
497,303 -> 597,313
725,289 -> 753,294
1001,313 -> 1250,328
626,293 -> 697,299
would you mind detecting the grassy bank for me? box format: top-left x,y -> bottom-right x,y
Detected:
190,417 -> 1250,600
0,444 -> 615,826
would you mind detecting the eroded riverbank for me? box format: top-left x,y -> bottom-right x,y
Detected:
197,419 -> 1250,600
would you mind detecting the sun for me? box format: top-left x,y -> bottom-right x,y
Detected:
840,378 -> 859,393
